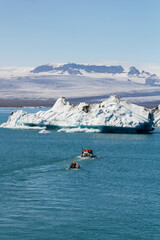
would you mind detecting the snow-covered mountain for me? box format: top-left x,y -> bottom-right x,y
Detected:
30,63 -> 158,82
0,63 -> 160,105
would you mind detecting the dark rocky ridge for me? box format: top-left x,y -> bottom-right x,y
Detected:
128,66 -> 140,75
31,63 -> 124,74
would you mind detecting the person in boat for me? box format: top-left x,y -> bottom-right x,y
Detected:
68,162 -> 80,169
81,149 -> 93,157
88,149 -> 93,154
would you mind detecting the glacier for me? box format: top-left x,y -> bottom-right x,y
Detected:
0,95 -> 154,133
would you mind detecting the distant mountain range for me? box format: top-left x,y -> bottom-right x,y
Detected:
31,63 -> 124,74
30,63 -> 159,86
31,63 -> 152,76
0,62 -> 160,106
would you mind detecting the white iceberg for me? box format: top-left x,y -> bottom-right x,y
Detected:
0,95 -> 154,133
152,106 -> 160,127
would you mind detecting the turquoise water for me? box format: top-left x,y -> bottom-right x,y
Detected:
0,108 -> 160,240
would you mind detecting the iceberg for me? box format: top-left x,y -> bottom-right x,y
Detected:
152,106 -> 160,127
0,95 -> 154,133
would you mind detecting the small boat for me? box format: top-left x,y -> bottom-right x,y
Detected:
81,149 -> 93,157
68,162 -> 80,169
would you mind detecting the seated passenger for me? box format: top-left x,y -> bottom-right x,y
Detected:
68,162 -> 80,169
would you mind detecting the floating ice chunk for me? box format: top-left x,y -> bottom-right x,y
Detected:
0,95 -> 154,133
152,105 -> 160,126
39,129 -> 51,134
58,127 -> 100,133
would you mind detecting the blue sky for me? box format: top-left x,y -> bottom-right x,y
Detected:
0,0 -> 160,66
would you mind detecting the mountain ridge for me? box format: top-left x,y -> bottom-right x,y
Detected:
30,63 -> 159,85
0,62 -> 160,106
31,63 -> 125,75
